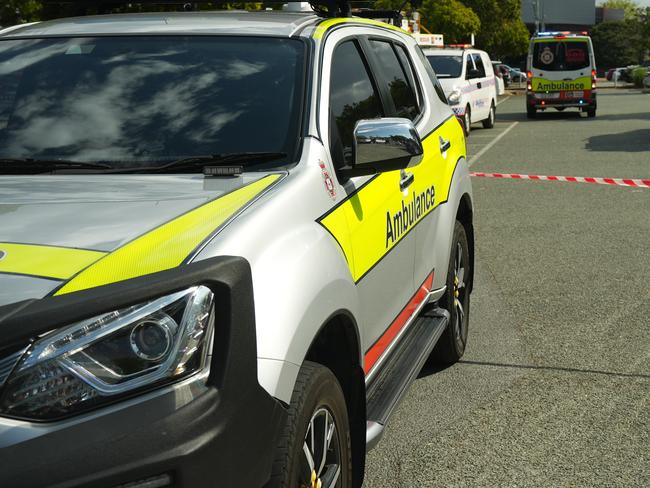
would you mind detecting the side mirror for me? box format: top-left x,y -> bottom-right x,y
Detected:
342,118 -> 423,178
467,68 -> 480,79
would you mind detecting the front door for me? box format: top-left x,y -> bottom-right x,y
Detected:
320,35 -> 417,374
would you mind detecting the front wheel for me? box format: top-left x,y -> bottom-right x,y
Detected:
482,102 -> 495,129
268,361 -> 352,488
431,221 -> 471,364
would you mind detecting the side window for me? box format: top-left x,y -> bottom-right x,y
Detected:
472,53 -> 486,78
394,44 -> 422,116
329,41 -> 384,168
466,54 -> 475,79
368,40 -> 419,121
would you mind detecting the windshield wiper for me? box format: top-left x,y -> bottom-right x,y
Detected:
117,152 -> 288,174
0,158 -> 112,174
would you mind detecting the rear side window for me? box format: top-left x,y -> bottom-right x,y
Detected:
368,40 -> 419,120
472,53 -> 486,78
329,41 -> 383,167
532,41 -> 590,71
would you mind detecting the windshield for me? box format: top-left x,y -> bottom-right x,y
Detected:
0,36 -> 305,169
426,54 -> 463,78
532,40 -> 590,71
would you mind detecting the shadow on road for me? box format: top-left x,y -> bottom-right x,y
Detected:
457,359 -> 650,380
417,360 -> 454,379
586,129 -> 650,152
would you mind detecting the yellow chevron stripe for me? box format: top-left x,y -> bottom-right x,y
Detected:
312,18 -> 408,40
55,174 -> 281,295
319,117 -> 465,282
0,243 -> 106,280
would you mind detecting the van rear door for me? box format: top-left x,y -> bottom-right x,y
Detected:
529,39 -> 593,98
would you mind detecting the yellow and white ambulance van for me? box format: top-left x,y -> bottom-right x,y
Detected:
526,32 -> 597,118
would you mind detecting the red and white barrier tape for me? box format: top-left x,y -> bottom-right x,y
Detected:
470,172 -> 650,188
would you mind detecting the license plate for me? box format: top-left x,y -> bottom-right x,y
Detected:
567,90 -> 585,98
536,92 -> 560,99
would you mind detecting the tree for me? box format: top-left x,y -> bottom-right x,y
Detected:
0,1 -> 42,27
461,0 -> 529,58
418,0 -> 480,44
591,20 -> 644,69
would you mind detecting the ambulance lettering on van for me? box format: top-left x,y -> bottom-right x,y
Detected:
526,32 -> 597,119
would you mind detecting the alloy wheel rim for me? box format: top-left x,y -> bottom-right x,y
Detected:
452,241 -> 467,347
464,111 -> 470,133
300,408 -> 342,488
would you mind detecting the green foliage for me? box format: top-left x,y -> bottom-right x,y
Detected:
461,0 -> 529,58
1,1 -> 42,26
418,0 -> 480,44
632,66 -> 647,87
591,20 -> 644,69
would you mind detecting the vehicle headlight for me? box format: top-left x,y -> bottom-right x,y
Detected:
447,88 -> 462,104
0,286 -> 214,420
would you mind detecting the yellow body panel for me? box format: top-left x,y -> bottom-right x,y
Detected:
0,243 -> 106,280
55,174 -> 281,295
531,76 -> 591,92
319,116 -> 465,282
313,18 -> 408,40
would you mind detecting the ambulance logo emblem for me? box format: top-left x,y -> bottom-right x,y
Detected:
319,161 -> 336,199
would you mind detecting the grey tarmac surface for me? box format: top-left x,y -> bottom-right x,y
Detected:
364,90 -> 650,487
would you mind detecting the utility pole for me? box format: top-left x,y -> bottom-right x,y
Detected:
532,0 -> 540,33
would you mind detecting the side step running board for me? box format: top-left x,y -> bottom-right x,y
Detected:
365,305 -> 449,451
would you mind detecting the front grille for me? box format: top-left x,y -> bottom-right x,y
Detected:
0,347 -> 28,388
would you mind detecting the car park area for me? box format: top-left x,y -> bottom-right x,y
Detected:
1,2 -> 649,486
365,89 -> 650,487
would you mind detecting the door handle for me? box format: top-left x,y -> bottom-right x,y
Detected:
400,170 -> 414,191
477,82 -> 482,89
439,136 -> 451,154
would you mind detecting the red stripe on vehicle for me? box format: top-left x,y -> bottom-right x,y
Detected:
364,272 -> 434,375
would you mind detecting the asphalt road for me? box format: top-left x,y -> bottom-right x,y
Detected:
364,90 -> 650,487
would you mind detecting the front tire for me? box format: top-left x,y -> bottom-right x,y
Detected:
269,361 -> 352,488
482,102 -> 495,129
431,221 -> 471,364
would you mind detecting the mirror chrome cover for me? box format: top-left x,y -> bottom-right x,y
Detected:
350,118 -> 424,177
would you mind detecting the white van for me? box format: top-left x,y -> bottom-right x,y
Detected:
526,32 -> 597,118
423,46 -> 498,135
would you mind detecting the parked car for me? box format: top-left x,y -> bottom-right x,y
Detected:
492,61 -> 512,86
425,46 -> 499,135
0,5 -> 475,488
508,67 -> 527,82
492,63 -> 506,95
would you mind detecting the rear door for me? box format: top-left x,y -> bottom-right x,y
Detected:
470,52 -> 490,119
530,39 -> 593,97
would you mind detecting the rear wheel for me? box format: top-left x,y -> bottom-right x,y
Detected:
526,106 -> 536,119
482,102 -> 495,129
269,362 -> 352,488
587,108 -> 596,118
431,221 -> 471,364
463,105 -> 471,136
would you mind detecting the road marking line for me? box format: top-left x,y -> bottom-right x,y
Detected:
468,122 -> 518,167
497,95 -> 511,106
470,172 -> 650,188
